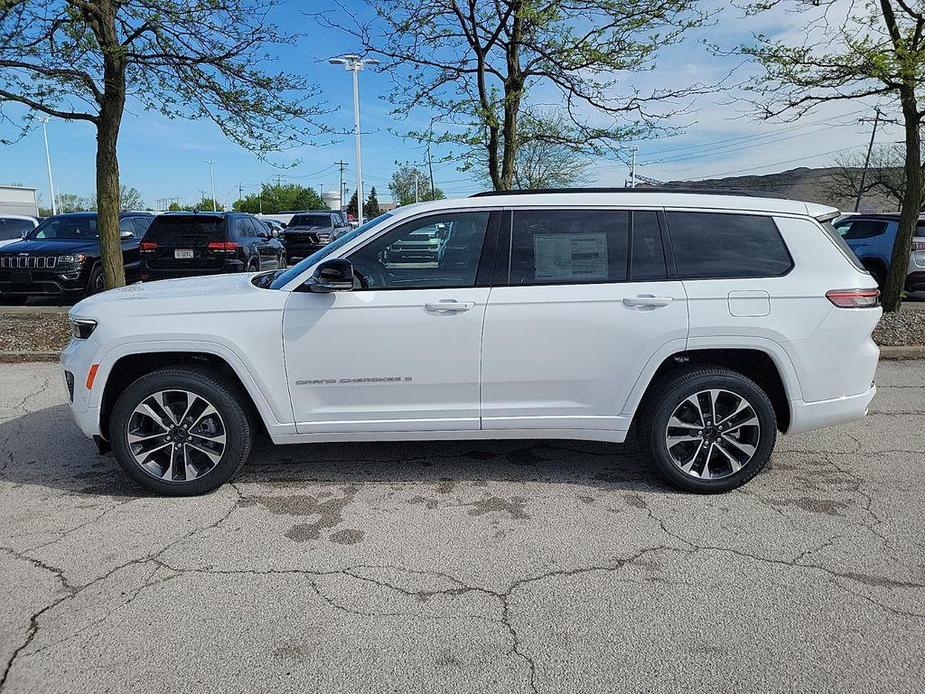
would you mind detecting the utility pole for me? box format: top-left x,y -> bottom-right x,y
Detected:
238,182 -> 243,209
414,170 -> 420,203
206,160 -> 217,211
335,161 -> 348,212
629,146 -> 639,188
855,108 -> 882,212
39,117 -> 57,215
427,142 -> 435,201
329,54 -> 380,225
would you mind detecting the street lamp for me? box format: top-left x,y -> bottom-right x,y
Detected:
39,117 -> 57,215
206,160 -> 217,211
329,54 -> 379,225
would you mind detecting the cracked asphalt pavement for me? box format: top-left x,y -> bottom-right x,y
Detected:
0,362 -> 923,693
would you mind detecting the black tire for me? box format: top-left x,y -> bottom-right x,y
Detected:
0,295 -> 28,305
85,265 -> 105,296
636,367 -> 777,493
109,367 -> 253,496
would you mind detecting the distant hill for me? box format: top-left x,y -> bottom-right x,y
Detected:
666,166 -> 899,213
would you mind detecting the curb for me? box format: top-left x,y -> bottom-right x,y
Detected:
0,351 -> 60,363
879,346 -> 925,360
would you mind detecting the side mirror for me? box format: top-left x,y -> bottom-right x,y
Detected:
120,230 -> 135,239
272,228 -> 280,238
306,258 -> 354,292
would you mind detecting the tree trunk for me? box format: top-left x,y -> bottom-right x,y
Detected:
881,87 -> 921,312
92,1 -> 127,290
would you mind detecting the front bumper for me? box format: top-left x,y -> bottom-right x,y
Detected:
0,267 -> 87,295
60,337 -> 103,439
282,242 -> 325,262
905,271 -> 925,292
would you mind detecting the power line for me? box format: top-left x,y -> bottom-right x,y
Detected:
690,144 -> 867,180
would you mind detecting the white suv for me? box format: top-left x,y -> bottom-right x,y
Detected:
61,191 -> 881,496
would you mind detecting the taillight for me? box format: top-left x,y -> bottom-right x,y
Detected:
913,239 -> 925,251
207,241 -> 240,252
826,288 -> 880,308
139,241 -> 158,252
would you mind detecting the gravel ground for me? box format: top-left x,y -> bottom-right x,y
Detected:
0,361 -> 923,693
874,302 -> 925,345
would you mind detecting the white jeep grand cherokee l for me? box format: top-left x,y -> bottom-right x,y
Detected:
61,190 -> 881,496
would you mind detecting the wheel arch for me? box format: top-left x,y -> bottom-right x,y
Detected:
628,347 -> 794,433
98,349 -> 277,441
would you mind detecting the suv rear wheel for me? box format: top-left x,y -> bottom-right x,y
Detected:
109,367 -> 252,495
636,367 -> 777,493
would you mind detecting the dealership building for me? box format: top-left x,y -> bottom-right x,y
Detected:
0,185 -> 39,216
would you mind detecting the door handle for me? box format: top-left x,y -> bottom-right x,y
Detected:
623,295 -> 673,309
424,300 -> 475,313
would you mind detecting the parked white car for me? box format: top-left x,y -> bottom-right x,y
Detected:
61,190 -> 881,496
0,214 -> 39,248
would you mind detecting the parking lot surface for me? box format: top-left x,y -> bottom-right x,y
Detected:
0,361 -> 923,693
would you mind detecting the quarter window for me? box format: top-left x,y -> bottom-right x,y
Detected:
666,212 -> 792,279
833,219 -> 889,240
347,212 -> 490,289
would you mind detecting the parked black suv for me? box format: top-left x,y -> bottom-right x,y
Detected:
140,212 -> 286,281
280,210 -> 351,263
0,211 -> 153,304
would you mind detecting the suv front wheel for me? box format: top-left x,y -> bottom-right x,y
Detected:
637,367 -> 777,493
109,367 -> 253,495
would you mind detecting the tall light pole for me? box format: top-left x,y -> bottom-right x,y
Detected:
329,54 -> 379,225
40,117 -> 57,215
206,160 -> 217,211
629,146 -> 639,188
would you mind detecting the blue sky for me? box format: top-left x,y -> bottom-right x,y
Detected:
0,0 -> 896,209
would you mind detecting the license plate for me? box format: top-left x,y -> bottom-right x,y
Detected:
174,249 -> 194,259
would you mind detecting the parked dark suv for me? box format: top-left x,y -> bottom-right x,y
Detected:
280,210 -> 351,263
0,211 -> 153,304
140,212 -> 286,281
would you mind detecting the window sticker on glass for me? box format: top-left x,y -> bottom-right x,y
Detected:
533,233 -> 608,281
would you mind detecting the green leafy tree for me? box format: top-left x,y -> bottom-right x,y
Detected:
389,164 -> 445,206
736,0 -> 925,312
0,1 -> 323,290
57,193 -> 89,213
234,182 -> 324,213
346,189 -> 359,218
364,187 -> 381,218
120,185 -> 144,210
327,0 -> 709,190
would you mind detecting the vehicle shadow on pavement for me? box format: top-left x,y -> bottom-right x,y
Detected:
0,404 -> 677,497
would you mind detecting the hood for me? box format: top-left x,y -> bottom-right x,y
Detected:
70,272 -> 286,320
0,238 -> 100,255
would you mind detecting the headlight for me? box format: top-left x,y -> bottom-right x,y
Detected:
58,254 -> 87,265
69,318 -> 97,340
316,232 -> 334,244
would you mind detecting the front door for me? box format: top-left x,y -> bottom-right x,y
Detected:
283,210 -> 497,434
480,208 -> 688,432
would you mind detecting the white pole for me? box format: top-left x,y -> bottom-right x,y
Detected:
41,117 -> 57,215
415,171 -> 419,203
630,146 -> 638,188
207,160 -> 217,211
352,66 -> 364,226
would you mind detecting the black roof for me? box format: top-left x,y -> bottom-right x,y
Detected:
49,211 -> 153,218
470,187 -> 782,199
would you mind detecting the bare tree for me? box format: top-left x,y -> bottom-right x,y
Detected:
324,0 -> 712,191
736,0 -> 925,311
0,0 -> 323,288
510,113 -> 591,189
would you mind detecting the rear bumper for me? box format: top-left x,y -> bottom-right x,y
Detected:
787,385 -> 877,435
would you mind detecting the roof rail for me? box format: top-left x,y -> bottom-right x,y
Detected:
469,187 -> 782,199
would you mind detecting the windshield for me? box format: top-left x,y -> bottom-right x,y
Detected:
269,212 -> 393,289
290,213 -> 334,228
27,215 -> 97,241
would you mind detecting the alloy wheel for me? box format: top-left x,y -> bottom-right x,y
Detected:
126,389 -> 226,482
664,389 -> 760,480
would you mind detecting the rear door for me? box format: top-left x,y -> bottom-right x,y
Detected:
480,208 -> 688,432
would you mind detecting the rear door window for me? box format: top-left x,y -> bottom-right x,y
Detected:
2,218 -> 34,238
833,219 -> 889,239
666,212 -> 793,279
